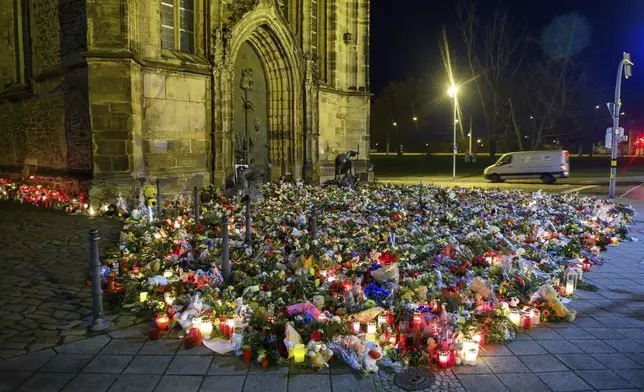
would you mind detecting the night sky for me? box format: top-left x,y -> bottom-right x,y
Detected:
371,0 -> 644,111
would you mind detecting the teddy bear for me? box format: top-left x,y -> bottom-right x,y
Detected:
363,341 -> 383,373
143,184 -> 157,209
307,340 -> 333,369
530,284 -> 576,322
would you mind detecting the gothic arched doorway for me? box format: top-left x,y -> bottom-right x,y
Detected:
233,42 -> 269,178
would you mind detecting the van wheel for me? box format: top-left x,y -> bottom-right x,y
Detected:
489,174 -> 502,183
542,174 -> 556,184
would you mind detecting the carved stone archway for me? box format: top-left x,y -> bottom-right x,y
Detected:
212,0 -> 305,184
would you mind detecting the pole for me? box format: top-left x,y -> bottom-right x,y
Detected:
469,117 -> 473,157
609,60 -> 626,199
156,179 -> 161,216
452,95 -> 457,179
221,214 -> 231,283
245,196 -> 251,244
193,186 -> 200,225
244,89 -> 249,166
88,229 -> 108,331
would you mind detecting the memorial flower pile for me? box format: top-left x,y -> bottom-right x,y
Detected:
0,178 -> 90,213
101,182 -> 633,372
0,176 -> 635,372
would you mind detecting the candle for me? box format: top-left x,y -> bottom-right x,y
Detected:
226,319 -> 236,338
367,321 -> 376,334
465,347 -> 479,365
149,327 -> 160,340
412,312 -> 422,330
531,309 -> 541,325
386,310 -> 394,326
139,291 -> 149,303
219,316 -> 227,335
107,272 -> 115,291
509,309 -> 521,327
155,314 -> 170,330
293,343 -> 306,363
89,206 -> 96,216
448,350 -> 457,366
243,345 -> 252,362
438,350 -> 450,368
377,315 -> 386,326
164,292 -> 175,305
318,313 -> 327,322
194,317 -> 213,339
522,313 -> 532,330
353,320 -> 360,333
565,280 -> 575,296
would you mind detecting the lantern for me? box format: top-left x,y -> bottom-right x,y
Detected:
293,343 -> 306,363
155,314 -> 170,330
377,315 -> 386,326
565,267 -> 580,295
367,321 -> 377,334
465,347 -> 479,365
352,320 -> 360,333
531,309 -> 541,325
139,291 -> 149,303
438,350 -> 450,368
509,309 -> 521,327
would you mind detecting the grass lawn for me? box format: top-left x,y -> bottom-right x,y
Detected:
370,153 -> 644,179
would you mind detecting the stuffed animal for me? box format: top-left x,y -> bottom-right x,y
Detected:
307,340 -> 333,369
531,284 -> 576,322
363,341 -> 383,373
143,184 -> 157,209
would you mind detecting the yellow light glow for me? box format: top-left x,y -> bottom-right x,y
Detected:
447,85 -> 458,97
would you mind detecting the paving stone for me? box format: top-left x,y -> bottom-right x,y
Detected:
243,374 -> 288,392
200,376 -> 245,392
517,355 -> 569,373
0,349 -> 56,371
603,339 -> 644,353
505,340 -> 547,356
107,374 -> 161,392
62,373 -> 118,392
83,354 -> 133,374
176,344 -> 214,356
537,340 -> 583,354
496,373 -> 550,392
553,328 -> 595,340
248,362 -> 289,375
330,373 -> 375,392
63,336 -> 86,344
0,349 -> 26,359
478,345 -> 513,357
624,352 -> 644,367
208,356 -> 250,376
555,353 -> 606,370
41,354 -> 94,373
124,355 -> 173,375
0,370 -> 32,392
15,372 -> 76,392
55,335 -> 110,355
100,339 -> 146,355
524,327 -> 563,340
481,356 -> 530,373
166,356 -> 212,375
591,353 -> 643,369
456,374 -> 509,392
614,328 -> 644,340
139,340 -> 181,356
59,328 -> 87,337
576,370 -> 634,390
288,374 -> 331,392
569,339 -> 617,354
155,375 -> 204,392
536,371 -> 592,391
614,369 -> 644,388
452,361 -> 493,375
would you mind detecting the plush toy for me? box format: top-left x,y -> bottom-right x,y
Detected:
363,341 -> 383,373
143,184 -> 157,209
531,284 -> 576,322
307,340 -> 334,369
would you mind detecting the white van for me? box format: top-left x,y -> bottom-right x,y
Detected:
484,150 -> 570,184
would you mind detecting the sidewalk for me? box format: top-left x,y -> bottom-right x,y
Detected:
1,209 -> 644,391
376,175 -> 644,186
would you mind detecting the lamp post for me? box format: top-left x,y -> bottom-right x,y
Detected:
608,52 -> 633,199
468,117 -> 473,158
448,85 -> 458,179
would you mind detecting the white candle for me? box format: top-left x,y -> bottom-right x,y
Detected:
509,310 -> 521,327
565,281 -> 574,296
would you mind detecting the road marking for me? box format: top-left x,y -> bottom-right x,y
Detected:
620,183 -> 644,198
562,185 -> 598,194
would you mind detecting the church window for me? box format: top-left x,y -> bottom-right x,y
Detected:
13,0 -> 32,84
161,0 -> 195,53
311,0 -> 318,56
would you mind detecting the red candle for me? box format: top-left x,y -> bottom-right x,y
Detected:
448,350 -> 457,366
107,273 -> 116,291
386,310 -> 394,326
149,328 -> 160,340
438,350 -> 449,368
582,262 -> 591,272
243,346 -> 252,363
260,357 -> 269,368
219,316 -> 228,335
412,312 -> 422,330
155,314 -> 170,330
522,314 -> 532,330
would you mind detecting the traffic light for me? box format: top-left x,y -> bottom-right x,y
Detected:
624,52 -> 633,79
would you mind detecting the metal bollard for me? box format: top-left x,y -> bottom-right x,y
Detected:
221,214 -> 232,283
310,210 -> 317,241
156,179 -> 162,216
193,186 -> 200,225
89,229 -> 108,331
245,196 -> 251,244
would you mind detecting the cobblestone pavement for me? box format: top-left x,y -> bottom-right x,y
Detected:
0,201 -> 124,358
1,203 -> 644,391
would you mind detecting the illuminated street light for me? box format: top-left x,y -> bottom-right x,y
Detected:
530,116 -> 534,119
393,122 -> 397,126
413,116 -> 418,121
621,112 -> 625,115
447,85 -> 458,97
595,105 -> 600,109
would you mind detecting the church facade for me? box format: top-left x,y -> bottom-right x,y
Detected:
0,0 -> 371,200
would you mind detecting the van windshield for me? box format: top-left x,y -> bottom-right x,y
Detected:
496,155 -> 512,166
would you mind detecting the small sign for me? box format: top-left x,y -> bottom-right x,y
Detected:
151,139 -> 168,154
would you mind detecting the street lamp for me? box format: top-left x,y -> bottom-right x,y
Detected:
413,116 -> 418,122
447,84 -> 458,179
393,122 -> 397,127
608,52 -> 634,199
